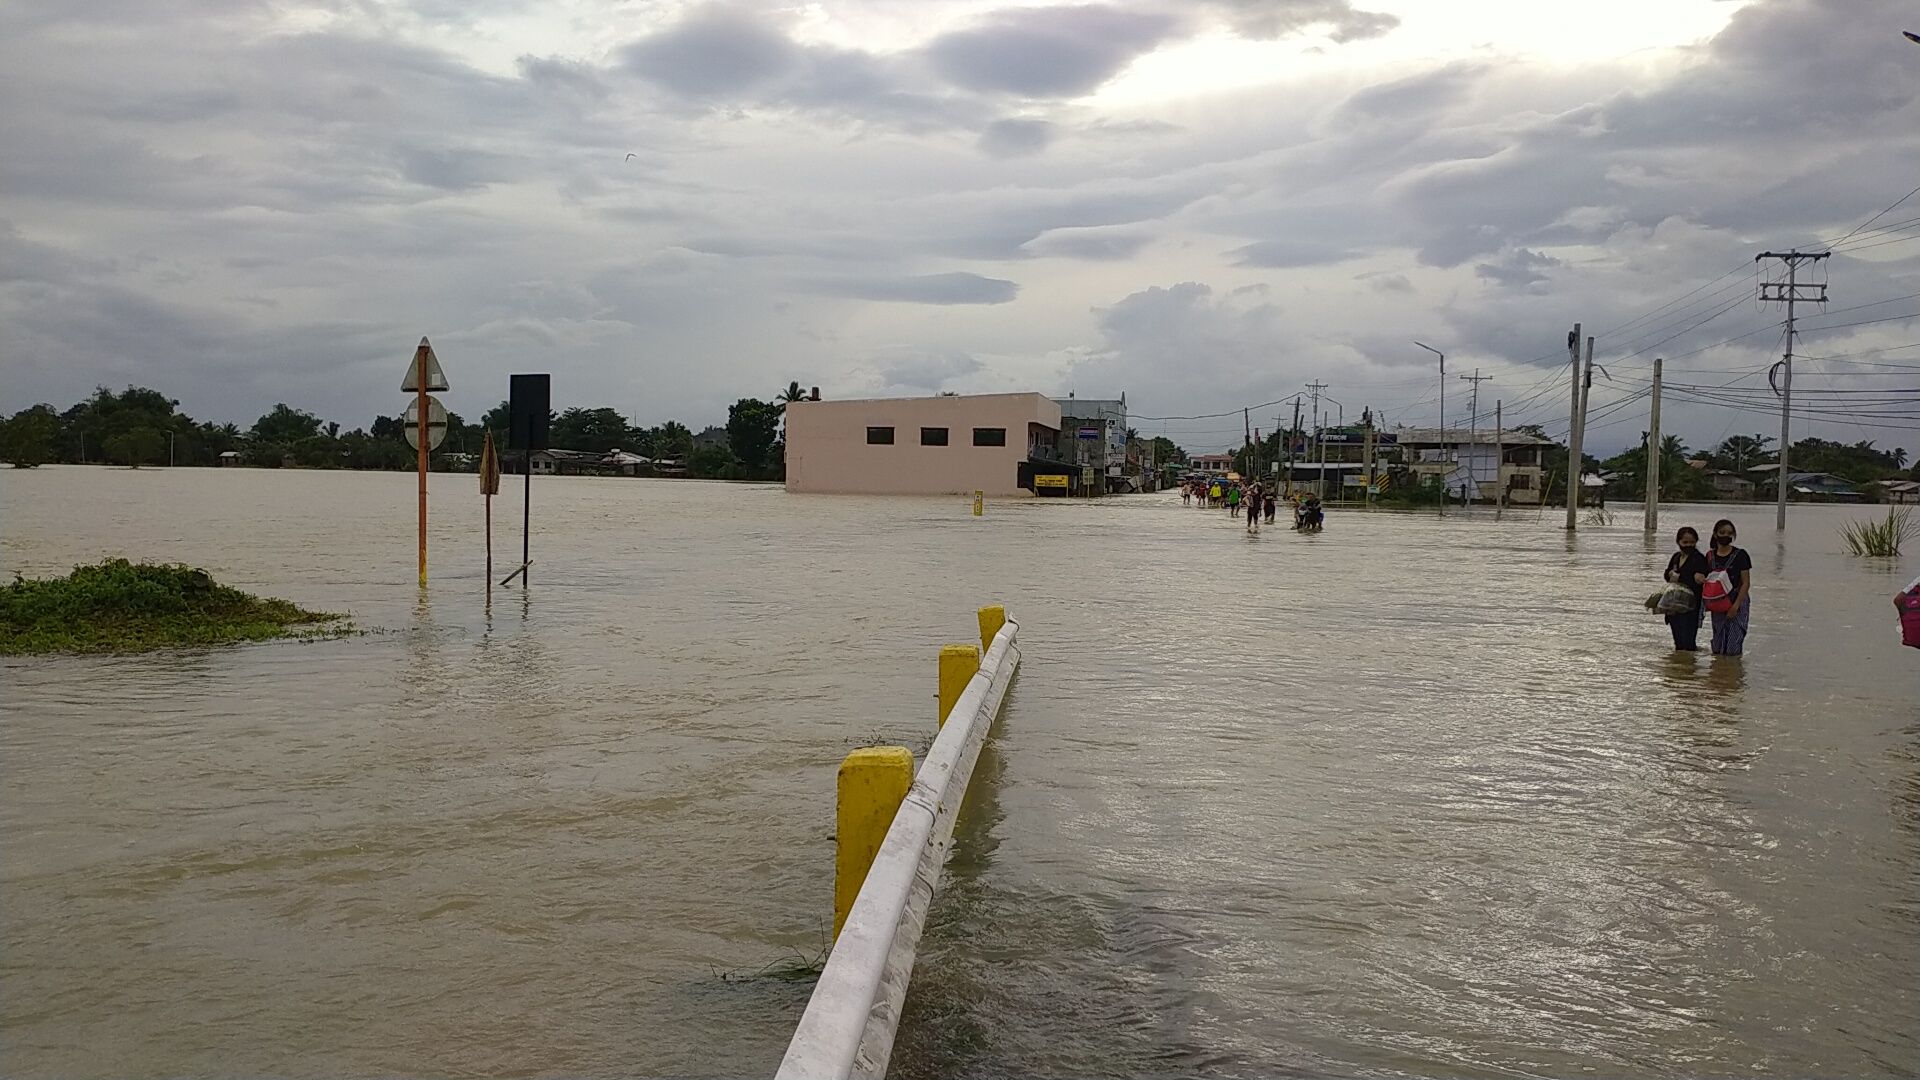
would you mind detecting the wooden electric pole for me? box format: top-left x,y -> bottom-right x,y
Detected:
1563,325 -> 1583,529
1645,358 -> 1662,535
1494,399 -> 1504,514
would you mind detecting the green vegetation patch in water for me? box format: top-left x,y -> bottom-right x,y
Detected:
1,559 -> 344,655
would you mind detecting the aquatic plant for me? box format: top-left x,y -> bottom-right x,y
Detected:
0,559 -> 342,655
1840,508 -> 1917,557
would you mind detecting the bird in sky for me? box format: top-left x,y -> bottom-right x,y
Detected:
624,153 -> 637,161
1906,30 -> 1920,44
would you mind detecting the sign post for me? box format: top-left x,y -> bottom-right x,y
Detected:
504,374 -> 551,587
401,337 -> 449,587
972,490 -> 984,517
479,429 -> 501,591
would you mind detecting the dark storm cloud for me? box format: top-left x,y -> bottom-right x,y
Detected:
608,5 -> 983,130
978,118 -> 1058,158
617,3 -> 798,97
924,5 -> 1187,97
811,271 -> 1020,304
1473,248 -> 1560,290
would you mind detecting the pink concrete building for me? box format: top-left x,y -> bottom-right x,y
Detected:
784,393 -> 1063,496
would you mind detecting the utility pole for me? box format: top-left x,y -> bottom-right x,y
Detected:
1287,399 -> 1301,496
1244,407 -> 1253,482
1305,380 -> 1328,498
1460,369 -> 1493,502
1563,324 -> 1582,529
1363,407 -> 1376,506
1494,399 -> 1504,514
1756,249 -> 1830,531
1645,358 -> 1662,535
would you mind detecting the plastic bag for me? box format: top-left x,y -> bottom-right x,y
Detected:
1653,583 -> 1694,616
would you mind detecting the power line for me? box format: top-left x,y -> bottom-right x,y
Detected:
1797,311 -> 1920,335
1829,183 -> 1920,247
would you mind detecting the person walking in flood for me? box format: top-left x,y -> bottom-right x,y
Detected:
1264,486 -> 1278,525
1896,572 -> 1920,649
1663,526 -> 1709,652
1245,484 -> 1262,534
1704,518 -> 1753,656
1208,480 -> 1222,507
1226,483 -> 1240,516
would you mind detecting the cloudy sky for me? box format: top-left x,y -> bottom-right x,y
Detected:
3,0 -> 1917,455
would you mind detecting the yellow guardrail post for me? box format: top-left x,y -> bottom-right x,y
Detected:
976,604 -> 1006,655
835,747 -> 914,940
938,644 -> 980,728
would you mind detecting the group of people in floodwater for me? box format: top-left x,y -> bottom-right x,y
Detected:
1180,478 -> 1321,535
1659,519 -> 1754,656
1660,518 -> 1920,658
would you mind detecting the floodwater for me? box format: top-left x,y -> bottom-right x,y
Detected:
2,465 -> 1916,1079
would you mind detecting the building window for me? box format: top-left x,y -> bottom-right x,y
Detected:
920,427 -> 949,446
973,427 -> 1007,447
866,426 -> 894,445
1511,474 -> 1533,489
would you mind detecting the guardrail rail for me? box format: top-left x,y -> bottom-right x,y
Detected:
774,607 -> 1021,1080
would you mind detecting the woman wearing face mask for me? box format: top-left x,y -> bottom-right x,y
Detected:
1706,518 -> 1753,656
1664,526 -> 1709,651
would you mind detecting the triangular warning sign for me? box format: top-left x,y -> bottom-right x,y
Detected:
401,336 -> 450,393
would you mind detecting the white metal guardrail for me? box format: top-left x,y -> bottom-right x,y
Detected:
774,616 -> 1020,1080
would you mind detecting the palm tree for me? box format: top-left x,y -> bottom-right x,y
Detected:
657,420 -> 693,460
1717,433 -> 1774,470
776,381 -> 811,438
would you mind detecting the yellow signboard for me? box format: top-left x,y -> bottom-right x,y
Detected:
1034,474 -> 1069,489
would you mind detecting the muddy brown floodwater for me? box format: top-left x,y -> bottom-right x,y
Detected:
2,466 -> 1916,1078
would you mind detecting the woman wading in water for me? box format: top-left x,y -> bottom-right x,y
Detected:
1706,518 -> 1753,656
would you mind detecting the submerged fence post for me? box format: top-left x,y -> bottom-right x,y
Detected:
938,644 -> 980,727
835,747 -> 914,941
976,604 -> 1006,655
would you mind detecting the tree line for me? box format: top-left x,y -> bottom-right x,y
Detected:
1599,432 -> 1914,501
0,381 -> 814,481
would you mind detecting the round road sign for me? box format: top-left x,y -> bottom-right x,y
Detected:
404,395 -> 449,451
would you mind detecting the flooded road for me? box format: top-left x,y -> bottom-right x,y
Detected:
3,466 -> 1916,1078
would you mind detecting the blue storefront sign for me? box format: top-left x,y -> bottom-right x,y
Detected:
1077,426 -> 1100,439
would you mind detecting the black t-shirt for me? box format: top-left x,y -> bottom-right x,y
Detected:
1708,545 -> 1752,592
1667,549 -> 1709,596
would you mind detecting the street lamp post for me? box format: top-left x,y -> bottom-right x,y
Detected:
1321,394 -> 1344,499
1414,341 -> 1445,516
